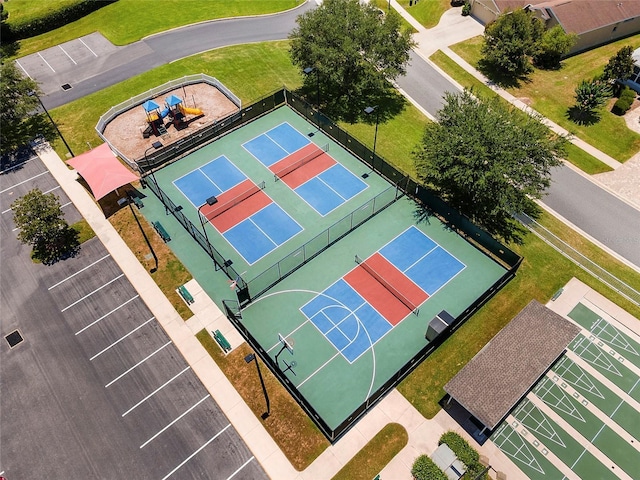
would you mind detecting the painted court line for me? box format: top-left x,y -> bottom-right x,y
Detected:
0,171 -> 50,194
297,351 -> 342,389
106,341 -> 172,388
75,295 -> 139,335
121,366 -> 190,416
49,253 -> 111,290
90,317 -> 155,361
161,424 -> 231,480
62,273 -> 125,312
58,45 -> 77,64
140,394 -> 210,448
79,37 -> 98,57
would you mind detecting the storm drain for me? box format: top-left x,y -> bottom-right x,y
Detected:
61,83 -> 72,90
5,330 -> 24,348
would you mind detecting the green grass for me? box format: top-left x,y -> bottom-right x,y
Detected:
449,35 -> 640,162
331,423 -> 408,480
8,0 -> 303,57
397,0 -> 451,28
429,49 -> 614,174
71,218 -> 96,243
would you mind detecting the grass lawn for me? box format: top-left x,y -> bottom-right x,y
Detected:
71,218 -> 96,243
397,0 -> 451,28
331,423 -> 408,480
49,39 -> 640,472
429,49 -> 614,174
449,35 -> 640,162
7,0 -> 303,58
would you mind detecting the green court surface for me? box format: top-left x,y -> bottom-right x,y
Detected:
490,301 -> 640,479
138,105 -> 510,436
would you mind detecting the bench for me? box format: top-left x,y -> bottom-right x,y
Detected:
152,221 -> 171,242
213,329 -> 232,353
131,196 -> 144,209
177,285 -> 194,305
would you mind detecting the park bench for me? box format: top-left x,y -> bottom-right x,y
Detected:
213,329 -> 232,353
152,221 -> 171,242
177,285 -> 194,305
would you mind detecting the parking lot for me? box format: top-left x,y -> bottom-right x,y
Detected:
0,150 -> 267,480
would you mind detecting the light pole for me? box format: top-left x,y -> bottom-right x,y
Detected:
198,195 -> 218,245
364,105 -> 379,173
245,353 -> 270,419
121,193 -> 158,273
142,141 -> 163,189
28,90 -> 74,157
303,66 -> 320,111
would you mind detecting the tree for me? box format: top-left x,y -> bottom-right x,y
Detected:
532,25 -> 577,69
289,0 -> 414,121
0,62 -> 57,154
602,45 -> 635,83
570,77 -> 612,124
414,89 -> 566,243
11,188 -> 80,264
480,8 -> 544,81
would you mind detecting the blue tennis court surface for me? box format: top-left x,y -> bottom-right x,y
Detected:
295,164 -> 368,216
300,227 -> 465,362
243,122 -> 310,167
173,155 -> 245,207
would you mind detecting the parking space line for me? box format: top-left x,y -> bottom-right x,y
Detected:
0,157 -> 33,174
79,38 -> 98,57
0,171 -> 50,194
49,253 -> 111,290
140,395 -> 210,448
58,45 -> 77,65
14,60 -> 32,79
227,456 -> 255,480
37,52 -> 55,72
90,317 -> 154,361
227,455 -> 255,480
121,366 -> 190,417
105,340 -> 171,388
61,273 -> 124,312
161,424 -> 231,480
3,186 -> 63,215
75,295 -> 139,335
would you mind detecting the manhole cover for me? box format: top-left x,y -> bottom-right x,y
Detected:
61,83 -> 72,90
5,330 -> 24,348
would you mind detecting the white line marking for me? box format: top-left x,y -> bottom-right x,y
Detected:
90,317 -> 154,361
58,45 -> 77,65
49,253 -> 111,289
0,157 -> 33,174
79,38 -> 98,57
106,341 -> 171,387
140,395 -> 210,448
61,273 -> 124,312
37,52 -> 55,72
15,60 -> 32,79
121,366 -> 190,417
161,425 -> 231,480
0,171 -> 50,194
75,295 -> 139,335
227,456 -> 255,479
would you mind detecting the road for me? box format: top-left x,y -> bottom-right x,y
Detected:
24,2 -> 639,267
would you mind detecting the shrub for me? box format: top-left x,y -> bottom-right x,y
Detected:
438,431 -> 479,467
613,86 -> 636,115
462,1 -> 471,16
411,455 -> 448,480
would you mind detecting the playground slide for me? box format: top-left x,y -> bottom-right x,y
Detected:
159,107 -> 170,119
179,104 -> 203,116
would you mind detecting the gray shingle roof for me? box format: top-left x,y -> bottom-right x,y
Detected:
444,300 -> 580,430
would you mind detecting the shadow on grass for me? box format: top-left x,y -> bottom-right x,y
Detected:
477,58 -> 532,89
566,106 -> 602,126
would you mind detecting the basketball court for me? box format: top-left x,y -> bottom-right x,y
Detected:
139,104 -> 510,438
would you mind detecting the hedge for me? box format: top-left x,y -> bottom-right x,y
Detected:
438,431 -> 488,480
612,86 -> 636,115
411,455 -> 448,480
2,0 -> 118,42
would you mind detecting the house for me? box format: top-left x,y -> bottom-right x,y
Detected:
470,0 -> 640,54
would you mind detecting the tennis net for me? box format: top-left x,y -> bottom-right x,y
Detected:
206,181 -> 266,220
355,255 -> 419,316
273,143 -> 329,181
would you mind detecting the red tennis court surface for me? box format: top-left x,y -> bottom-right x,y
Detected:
200,179 -> 271,233
344,252 -> 429,325
271,143 -> 336,189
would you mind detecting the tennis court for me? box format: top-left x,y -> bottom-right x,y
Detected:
138,103 -> 513,439
490,299 -> 640,480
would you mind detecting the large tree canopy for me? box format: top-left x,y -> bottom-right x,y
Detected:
12,188 -> 79,264
414,89 -> 566,243
0,62 -> 56,154
289,0 -> 414,121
